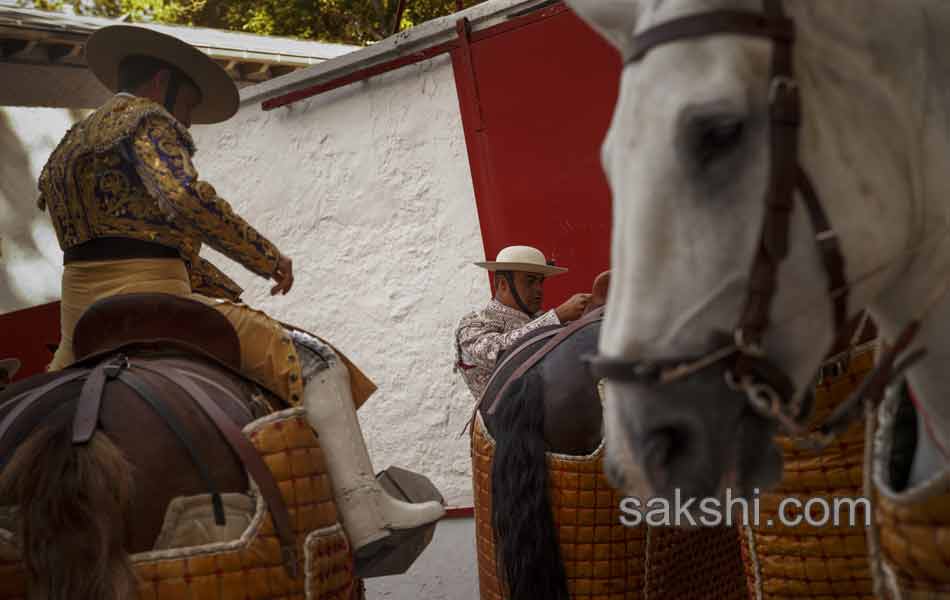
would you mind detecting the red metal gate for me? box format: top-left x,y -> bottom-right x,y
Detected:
0,302 -> 60,381
451,3 -> 619,306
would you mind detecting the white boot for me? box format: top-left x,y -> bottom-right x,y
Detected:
300,343 -> 445,555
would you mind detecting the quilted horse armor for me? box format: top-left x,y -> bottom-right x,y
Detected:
739,341 -> 878,599
471,413 -> 749,599
1,409 -> 362,600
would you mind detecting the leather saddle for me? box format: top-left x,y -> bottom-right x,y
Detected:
72,293 -> 242,371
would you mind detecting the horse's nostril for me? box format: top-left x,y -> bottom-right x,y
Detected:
642,426 -> 690,491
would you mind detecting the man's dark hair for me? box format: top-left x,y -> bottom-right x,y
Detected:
117,55 -> 197,95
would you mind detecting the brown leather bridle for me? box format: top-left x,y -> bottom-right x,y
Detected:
585,0 -> 854,438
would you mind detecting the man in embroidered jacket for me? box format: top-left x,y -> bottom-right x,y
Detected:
456,245 -> 592,401
37,24 -> 443,557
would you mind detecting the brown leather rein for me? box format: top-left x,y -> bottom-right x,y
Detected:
584,0 -> 924,448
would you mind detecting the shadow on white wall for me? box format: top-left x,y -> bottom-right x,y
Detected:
0,107 -> 88,313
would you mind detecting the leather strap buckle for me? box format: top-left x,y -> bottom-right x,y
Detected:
733,328 -> 765,357
103,355 -> 129,379
768,75 -> 801,126
768,75 -> 798,104
817,359 -> 846,385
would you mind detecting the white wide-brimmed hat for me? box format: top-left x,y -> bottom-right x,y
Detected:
0,358 -> 20,380
474,245 -> 568,277
85,25 -> 239,124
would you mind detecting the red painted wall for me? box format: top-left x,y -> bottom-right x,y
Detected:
453,4 -> 621,308
0,301 -> 60,381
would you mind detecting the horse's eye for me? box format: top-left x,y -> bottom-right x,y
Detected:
688,117 -> 744,169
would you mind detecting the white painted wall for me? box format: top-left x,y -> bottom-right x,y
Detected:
2,53 -> 487,600
190,52 -> 486,509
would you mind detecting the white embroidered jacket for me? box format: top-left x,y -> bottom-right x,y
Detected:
454,299 -> 561,401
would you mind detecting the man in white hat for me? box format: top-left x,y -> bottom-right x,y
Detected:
36,24 -> 442,556
455,245 -> 592,400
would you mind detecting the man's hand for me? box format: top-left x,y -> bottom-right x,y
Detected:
271,253 -> 294,295
555,293 -> 592,323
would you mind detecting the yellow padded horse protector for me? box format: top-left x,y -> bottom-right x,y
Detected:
0,409 -> 363,600
471,413 -> 747,600
739,344 -> 877,599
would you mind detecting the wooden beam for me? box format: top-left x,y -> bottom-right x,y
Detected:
244,63 -> 272,82
393,0 -> 408,35
223,60 -> 241,80
0,39 -> 33,59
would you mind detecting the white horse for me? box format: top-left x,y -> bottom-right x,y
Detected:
564,0 -> 950,521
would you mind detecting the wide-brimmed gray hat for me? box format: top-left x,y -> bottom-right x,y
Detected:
85,24 -> 239,124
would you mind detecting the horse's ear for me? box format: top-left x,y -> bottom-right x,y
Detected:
564,0 -> 639,56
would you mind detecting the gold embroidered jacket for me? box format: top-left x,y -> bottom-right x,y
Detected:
37,94 -> 280,300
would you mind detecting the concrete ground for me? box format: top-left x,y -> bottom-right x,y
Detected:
365,517 -> 479,600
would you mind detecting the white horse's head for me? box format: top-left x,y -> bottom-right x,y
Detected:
566,0 -> 923,505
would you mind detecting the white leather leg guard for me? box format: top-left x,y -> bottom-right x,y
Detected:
300,340 -> 444,553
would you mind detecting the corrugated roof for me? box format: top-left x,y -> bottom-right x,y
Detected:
0,4 -> 360,107
0,5 -> 358,64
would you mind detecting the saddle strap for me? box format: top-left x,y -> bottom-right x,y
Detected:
73,357 -> 128,443
159,362 -> 255,423
477,328 -> 563,408
485,306 -> 606,416
0,369 -> 91,465
133,362 -> 300,580
115,368 -> 228,528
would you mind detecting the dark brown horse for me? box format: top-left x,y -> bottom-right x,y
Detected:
0,293 -> 423,600
0,294 -> 292,600
476,273 -> 609,600
475,271 -> 751,600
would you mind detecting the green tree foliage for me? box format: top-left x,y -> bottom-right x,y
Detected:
22,0 -> 487,45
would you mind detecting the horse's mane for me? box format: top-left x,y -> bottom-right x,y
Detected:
480,325 -> 564,414
496,325 -> 563,364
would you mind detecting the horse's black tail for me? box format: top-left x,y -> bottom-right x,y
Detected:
490,368 -> 568,600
